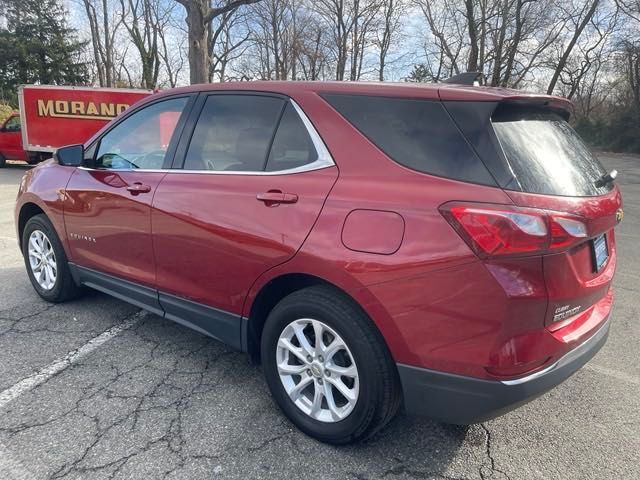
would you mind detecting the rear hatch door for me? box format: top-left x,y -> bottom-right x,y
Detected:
490,104 -> 622,336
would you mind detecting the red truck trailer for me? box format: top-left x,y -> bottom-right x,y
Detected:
0,85 -> 152,168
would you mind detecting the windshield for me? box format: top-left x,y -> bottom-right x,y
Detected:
492,107 -> 612,197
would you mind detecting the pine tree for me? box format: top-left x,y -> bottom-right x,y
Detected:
0,0 -> 88,105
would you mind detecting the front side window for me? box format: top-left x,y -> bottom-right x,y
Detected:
95,97 -> 187,170
3,115 -> 20,132
184,95 -> 284,172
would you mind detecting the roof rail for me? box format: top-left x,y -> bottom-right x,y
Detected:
442,72 -> 485,86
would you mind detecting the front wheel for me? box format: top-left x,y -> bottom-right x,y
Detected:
22,214 -> 83,302
0,153 -> 6,168
261,285 -> 401,444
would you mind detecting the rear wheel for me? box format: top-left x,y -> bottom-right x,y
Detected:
22,214 -> 83,302
0,153 -> 6,168
261,285 -> 401,444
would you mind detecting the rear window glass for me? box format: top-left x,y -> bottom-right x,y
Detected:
322,94 -> 496,185
492,107 -> 612,196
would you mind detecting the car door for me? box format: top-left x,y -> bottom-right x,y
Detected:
1,115 -> 27,160
151,93 -> 338,344
63,95 -> 193,308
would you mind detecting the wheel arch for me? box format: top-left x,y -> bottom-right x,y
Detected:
244,271 -> 404,365
17,202 -> 46,251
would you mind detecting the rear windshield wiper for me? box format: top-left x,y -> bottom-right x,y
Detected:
595,169 -> 617,188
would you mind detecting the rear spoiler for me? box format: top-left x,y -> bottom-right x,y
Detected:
442,72 -> 486,86
494,97 -> 573,120
440,71 -> 572,118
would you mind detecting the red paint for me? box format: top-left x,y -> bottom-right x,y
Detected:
152,168 -> 338,313
63,168 -> 167,287
15,81 -> 619,385
341,210 -> 405,255
0,113 -> 28,161
19,85 -> 151,152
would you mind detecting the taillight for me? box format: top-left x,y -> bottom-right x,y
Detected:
440,202 -> 588,258
549,216 -> 587,249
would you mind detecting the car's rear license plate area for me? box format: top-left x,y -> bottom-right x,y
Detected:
592,233 -> 609,272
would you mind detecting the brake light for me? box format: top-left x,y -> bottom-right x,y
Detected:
549,216 -> 587,248
440,202 -> 588,258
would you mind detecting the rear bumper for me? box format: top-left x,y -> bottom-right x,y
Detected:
397,318 -> 610,424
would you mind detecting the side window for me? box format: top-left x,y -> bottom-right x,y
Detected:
4,115 -> 20,132
184,95 -> 284,172
322,94 -> 496,185
95,97 -> 188,170
265,103 -> 317,172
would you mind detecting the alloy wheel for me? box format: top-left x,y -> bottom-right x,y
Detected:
276,318 -> 359,423
28,230 -> 57,290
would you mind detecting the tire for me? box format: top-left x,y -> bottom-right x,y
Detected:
22,214 -> 83,302
261,285 -> 401,444
0,153 -> 6,168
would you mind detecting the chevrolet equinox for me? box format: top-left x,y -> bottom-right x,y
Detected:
15,81 -> 621,444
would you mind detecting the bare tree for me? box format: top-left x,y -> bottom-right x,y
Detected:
250,0 -> 298,80
175,0 -> 262,85
315,0 -> 382,80
208,8 -> 250,81
414,0 -> 465,79
375,0 -> 404,80
119,0 -> 170,88
158,12 -> 185,86
80,0 -> 123,87
547,0 -> 602,94
295,10 -> 331,80
557,7 -> 618,101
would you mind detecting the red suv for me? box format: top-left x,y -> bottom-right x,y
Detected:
15,81 -> 621,444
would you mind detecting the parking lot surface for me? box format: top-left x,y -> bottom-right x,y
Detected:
0,154 -> 638,480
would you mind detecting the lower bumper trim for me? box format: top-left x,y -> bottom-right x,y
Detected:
397,318 -> 610,424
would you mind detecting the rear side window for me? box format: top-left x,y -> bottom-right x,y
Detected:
322,94 -> 496,185
492,106 -> 611,197
266,103 -> 318,172
184,95 -> 284,172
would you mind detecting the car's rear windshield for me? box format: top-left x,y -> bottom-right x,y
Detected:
491,106 -> 612,197
322,94 -> 496,186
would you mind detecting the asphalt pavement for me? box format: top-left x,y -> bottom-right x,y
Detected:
0,154 -> 638,480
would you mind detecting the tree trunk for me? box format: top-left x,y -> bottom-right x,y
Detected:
465,0 -> 479,72
185,0 -> 208,85
102,0 -> 113,87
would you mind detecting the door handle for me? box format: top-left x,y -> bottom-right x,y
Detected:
126,182 -> 152,195
256,191 -> 298,206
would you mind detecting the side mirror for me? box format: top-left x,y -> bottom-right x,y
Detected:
54,144 -> 84,167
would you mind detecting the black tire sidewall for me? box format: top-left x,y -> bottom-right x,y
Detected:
261,290 -> 382,443
22,215 -> 69,302
0,154 -> 6,168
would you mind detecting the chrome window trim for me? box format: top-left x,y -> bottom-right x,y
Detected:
79,98 -> 335,176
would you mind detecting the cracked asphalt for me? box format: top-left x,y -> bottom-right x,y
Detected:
0,154 -> 638,480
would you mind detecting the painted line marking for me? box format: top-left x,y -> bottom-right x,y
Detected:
585,364 -> 639,386
0,312 -> 144,410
